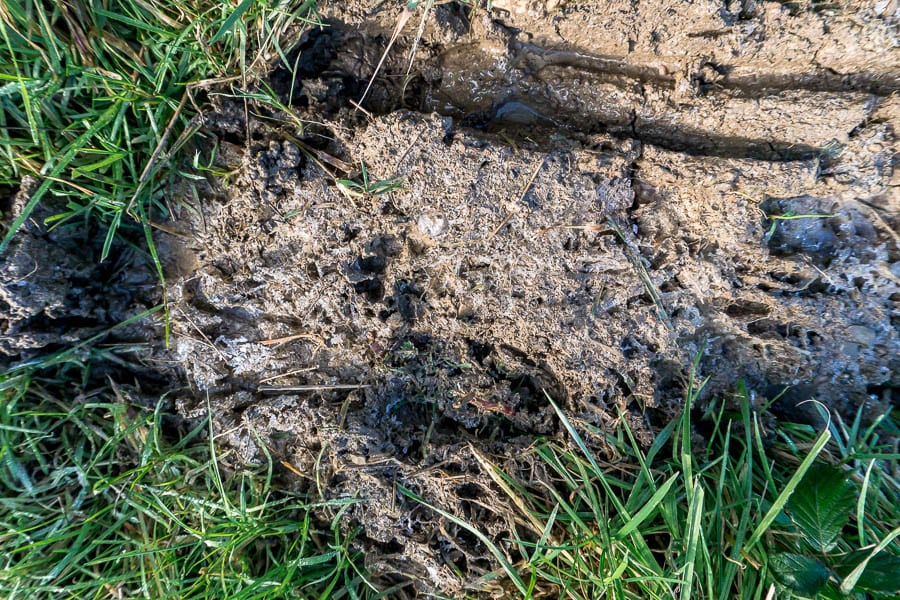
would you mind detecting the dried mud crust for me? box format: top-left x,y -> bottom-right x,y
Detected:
166,1 -> 898,595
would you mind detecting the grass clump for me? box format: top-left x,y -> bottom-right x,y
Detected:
0,0 -> 318,260
0,363 -> 372,599
410,373 -> 900,599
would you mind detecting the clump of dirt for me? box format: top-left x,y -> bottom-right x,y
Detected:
4,0 -> 896,595
0,179 -> 159,365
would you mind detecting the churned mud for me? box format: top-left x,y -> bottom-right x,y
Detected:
0,180 -> 159,367
2,0 -> 897,595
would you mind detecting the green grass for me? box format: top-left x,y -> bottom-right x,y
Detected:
0,1 -> 377,597
0,0 -> 318,261
5,353 -> 897,598
0,361 -> 373,599
409,377 -> 900,598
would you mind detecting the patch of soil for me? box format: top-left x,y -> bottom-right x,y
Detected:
0,179 -> 159,365
167,1 -> 897,591
4,1 -> 896,596
168,1 -> 897,593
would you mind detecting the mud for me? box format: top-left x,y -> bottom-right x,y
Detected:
3,0 -> 897,596
0,179 -> 159,364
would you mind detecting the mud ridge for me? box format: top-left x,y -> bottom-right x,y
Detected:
512,41 -> 900,97
273,22 -> 887,161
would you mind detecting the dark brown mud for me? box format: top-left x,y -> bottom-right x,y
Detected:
0,179 -> 158,364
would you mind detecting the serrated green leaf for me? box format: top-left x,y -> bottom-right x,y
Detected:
769,553 -> 829,598
745,427 -> 832,553
786,463 -> 855,552
834,538 -> 900,595
816,582 -> 845,600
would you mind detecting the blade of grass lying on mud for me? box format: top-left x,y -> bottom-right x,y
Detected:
606,217 -> 672,328
0,304 -> 163,381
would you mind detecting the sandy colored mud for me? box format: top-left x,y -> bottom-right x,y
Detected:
2,0 -> 897,595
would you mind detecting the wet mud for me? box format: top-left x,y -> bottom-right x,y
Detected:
3,0 -> 898,595
0,180 -> 158,364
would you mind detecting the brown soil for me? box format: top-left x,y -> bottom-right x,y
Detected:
3,1 -> 897,596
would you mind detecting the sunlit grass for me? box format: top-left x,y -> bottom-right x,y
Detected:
410,375 -> 900,598
0,362 -> 371,599
0,0 -> 318,259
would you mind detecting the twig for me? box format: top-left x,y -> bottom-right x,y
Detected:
256,333 -> 323,347
348,98 -> 373,118
488,157 -> 546,240
539,223 -> 615,235
393,126 -> 426,173
147,221 -> 192,238
174,307 -> 230,362
607,217 -> 673,330
259,367 -> 317,384
125,93 -> 188,216
258,384 -> 370,394
357,3 -> 416,109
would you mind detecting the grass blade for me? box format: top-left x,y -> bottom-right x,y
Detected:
839,526 -> 900,594
616,474 -> 679,539
680,480 -> 704,600
210,0 -> 258,44
745,427 -> 832,552
398,484 -> 528,595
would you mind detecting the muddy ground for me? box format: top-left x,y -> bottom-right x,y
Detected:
2,0 -> 898,596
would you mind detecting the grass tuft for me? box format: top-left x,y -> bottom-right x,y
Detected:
0,363 -> 370,599
409,378 -> 900,598
0,0 -> 319,259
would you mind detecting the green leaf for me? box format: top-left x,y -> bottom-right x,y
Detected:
850,553 -> 900,594
745,427 -> 831,553
210,0 -> 257,44
833,532 -> 900,595
769,553 -> 829,598
786,463 -> 855,553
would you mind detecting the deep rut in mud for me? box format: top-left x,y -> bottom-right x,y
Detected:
2,1 -> 897,595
